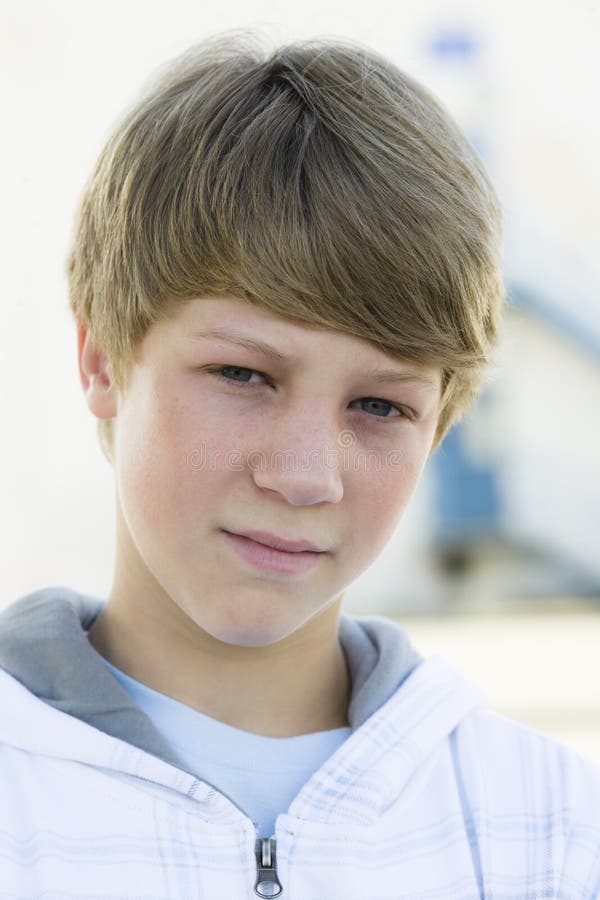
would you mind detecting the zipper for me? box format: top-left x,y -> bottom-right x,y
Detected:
186,779 -> 284,896
110,769 -> 284,895
254,837 -> 283,897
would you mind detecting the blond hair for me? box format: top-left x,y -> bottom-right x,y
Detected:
67,31 -> 504,462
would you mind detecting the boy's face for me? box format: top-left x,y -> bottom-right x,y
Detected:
80,296 -> 441,647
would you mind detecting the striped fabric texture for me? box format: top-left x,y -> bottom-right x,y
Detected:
1,651 -> 599,898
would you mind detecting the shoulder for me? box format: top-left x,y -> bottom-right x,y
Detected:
454,705 -> 600,810
456,705 -> 600,786
452,707 -> 600,894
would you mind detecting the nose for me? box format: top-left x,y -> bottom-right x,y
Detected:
250,411 -> 345,506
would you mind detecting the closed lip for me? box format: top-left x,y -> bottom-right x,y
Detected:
224,529 -> 326,553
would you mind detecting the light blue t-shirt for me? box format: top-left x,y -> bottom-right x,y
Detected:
100,657 -> 351,838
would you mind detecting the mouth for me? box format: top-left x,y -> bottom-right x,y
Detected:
223,529 -> 326,554
221,530 -> 326,575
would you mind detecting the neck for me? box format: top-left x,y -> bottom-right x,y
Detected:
87,589 -> 351,738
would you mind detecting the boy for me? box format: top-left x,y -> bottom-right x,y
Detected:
1,31 -> 599,899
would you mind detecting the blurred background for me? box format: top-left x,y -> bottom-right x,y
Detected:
1,1 -> 599,761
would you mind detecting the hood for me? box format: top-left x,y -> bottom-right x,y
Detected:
0,586 -> 487,824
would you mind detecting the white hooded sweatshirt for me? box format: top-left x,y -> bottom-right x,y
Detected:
0,586 -> 599,899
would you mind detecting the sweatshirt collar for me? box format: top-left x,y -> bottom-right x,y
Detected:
0,585 -> 423,761
0,586 -> 487,826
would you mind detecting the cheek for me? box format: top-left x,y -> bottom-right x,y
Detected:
365,467 -> 419,534
344,453 -> 426,565
164,379 -> 260,466
115,386 -> 200,532
126,390 -> 256,532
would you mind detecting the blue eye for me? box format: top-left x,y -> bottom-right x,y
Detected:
216,366 -> 262,386
359,398 -> 401,418
210,365 -> 410,420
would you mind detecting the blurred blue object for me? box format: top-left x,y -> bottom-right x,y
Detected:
428,28 -> 479,60
432,420 -> 501,544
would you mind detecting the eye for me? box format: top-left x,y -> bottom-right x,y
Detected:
212,365 -> 265,387
208,365 -> 413,421
357,398 -> 404,419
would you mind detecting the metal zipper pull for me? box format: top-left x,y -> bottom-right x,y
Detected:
254,837 -> 283,897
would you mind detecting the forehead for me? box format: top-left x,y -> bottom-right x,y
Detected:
159,295 -> 442,390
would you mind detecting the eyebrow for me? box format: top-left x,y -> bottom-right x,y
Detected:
188,328 -> 439,390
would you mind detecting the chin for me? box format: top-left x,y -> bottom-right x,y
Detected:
209,623 -> 291,649
205,606 -> 303,648
222,633 -> 283,649
179,590 -> 319,648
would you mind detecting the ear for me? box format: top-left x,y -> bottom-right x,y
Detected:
76,319 -> 119,420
